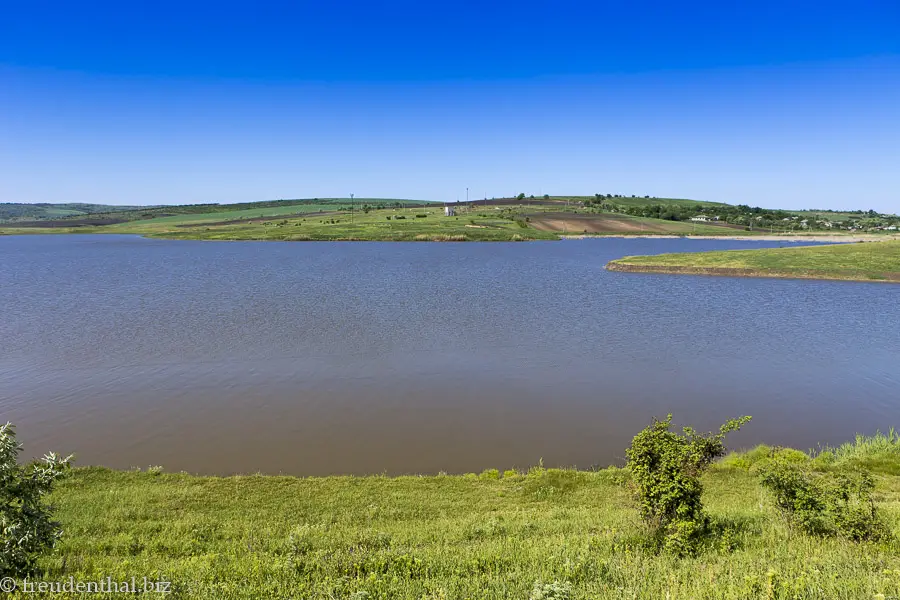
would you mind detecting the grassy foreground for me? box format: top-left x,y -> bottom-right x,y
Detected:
607,240 -> 900,282
24,436 -> 900,599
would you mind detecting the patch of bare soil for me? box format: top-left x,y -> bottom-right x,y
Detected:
528,212 -> 677,233
606,262 -> 900,282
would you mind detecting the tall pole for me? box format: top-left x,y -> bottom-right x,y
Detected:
350,193 -> 354,224
466,187 -> 469,204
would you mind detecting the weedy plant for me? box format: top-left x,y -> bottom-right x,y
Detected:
0,422 -> 72,577
530,580 -> 572,600
758,459 -> 888,541
625,414 -> 751,555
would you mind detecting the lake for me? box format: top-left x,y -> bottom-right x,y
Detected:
1,234 -> 897,475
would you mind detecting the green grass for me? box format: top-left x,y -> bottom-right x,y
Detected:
32,446 -> 900,600
607,240 -> 900,282
106,203 -> 345,225
815,430 -> 900,476
30,206 -> 559,242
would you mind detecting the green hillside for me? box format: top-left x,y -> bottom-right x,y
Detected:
0,203 -> 146,222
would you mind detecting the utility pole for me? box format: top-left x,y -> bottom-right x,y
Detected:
350,193 -> 354,224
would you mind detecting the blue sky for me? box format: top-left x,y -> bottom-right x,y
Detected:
2,1 -> 898,211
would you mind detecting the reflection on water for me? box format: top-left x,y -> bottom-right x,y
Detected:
1,234 -> 897,475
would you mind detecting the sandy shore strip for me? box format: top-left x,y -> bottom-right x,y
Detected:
605,262 -> 900,283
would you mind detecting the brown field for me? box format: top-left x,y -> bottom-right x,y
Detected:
529,212 -> 669,233
528,212 -> 749,234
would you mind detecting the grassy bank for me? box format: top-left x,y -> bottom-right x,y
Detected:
607,240 -> 900,282
26,434 -> 900,599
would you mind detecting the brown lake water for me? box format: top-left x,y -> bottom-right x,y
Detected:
1,234 -> 897,475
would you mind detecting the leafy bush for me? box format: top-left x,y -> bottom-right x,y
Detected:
1,422 -> 72,577
758,460 -> 887,541
625,414 -> 751,555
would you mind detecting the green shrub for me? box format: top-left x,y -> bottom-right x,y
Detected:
625,414 -> 751,555
758,460 -> 887,541
1,422 -> 72,577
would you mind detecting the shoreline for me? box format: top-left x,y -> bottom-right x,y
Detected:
4,228 -> 898,244
562,233 -> 898,242
605,262 -> 900,283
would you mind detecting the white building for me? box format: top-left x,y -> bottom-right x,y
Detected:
444,206 -> 456,216
690,216 -> 709,222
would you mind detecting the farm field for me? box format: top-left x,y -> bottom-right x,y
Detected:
527,212 -> 743,235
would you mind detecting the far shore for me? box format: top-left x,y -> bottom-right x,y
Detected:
562,233 -> 900,243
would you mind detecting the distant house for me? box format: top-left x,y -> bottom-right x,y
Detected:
444,205 -> 456,217
690,216 -> 709,222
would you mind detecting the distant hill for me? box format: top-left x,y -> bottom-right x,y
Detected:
0,198 -> 435,226
552,195 -> 729,208
0,203 -> 148,222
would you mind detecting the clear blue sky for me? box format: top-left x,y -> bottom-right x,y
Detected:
2,1 -> 898,211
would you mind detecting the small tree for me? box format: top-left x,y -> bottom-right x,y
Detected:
1,422 -> 72,577
626,414 -> 750,555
